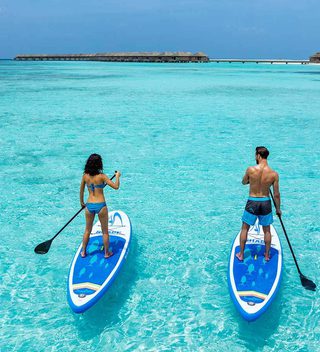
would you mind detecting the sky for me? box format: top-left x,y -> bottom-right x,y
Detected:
0,0 -> 319,59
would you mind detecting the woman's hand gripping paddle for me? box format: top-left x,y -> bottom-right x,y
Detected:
34,173 -> 117,254
270,190 -> 316,291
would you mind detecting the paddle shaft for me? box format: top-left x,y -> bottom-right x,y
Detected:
51,206 -> 85,241
50,173 -> 116,242
269,190 -> 303,276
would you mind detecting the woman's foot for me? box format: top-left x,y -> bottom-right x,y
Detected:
81,251 -> 87,258
264,253 -> 270,262
104,251 -> 113,259
236,252 -> 243,261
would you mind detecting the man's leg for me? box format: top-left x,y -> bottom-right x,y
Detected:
262,225 -> 271,261
236,222 -> 250,261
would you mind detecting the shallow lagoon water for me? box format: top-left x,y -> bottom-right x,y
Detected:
0,61 -> 319,351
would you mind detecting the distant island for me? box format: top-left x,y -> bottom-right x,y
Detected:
13,51 -> 320,64
14,52 -> 209,63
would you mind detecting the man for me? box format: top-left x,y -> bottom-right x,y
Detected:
236,146 -> 281,262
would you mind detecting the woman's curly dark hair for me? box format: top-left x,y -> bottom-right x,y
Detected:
84,154 -> 103,176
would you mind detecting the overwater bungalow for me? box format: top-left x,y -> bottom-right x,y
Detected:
309,52 -> 320,63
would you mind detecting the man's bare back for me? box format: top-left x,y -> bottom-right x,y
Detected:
242,164 -> 279,198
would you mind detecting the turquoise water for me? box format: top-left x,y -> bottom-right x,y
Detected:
0,60 -> 319,351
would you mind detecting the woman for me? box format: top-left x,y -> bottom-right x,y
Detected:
80,154 -> 121,259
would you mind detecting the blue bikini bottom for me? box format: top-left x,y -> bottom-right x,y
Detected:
86,202 -> 106,215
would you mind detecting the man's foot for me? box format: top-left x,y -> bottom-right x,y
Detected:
81,251 -> 86,258
264,253 -> 270,261
104,251 -> 113,259
236,252 -> 243,261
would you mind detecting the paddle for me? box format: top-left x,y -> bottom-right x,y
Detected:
34,173 -> 117,254
270,190 -> 316,291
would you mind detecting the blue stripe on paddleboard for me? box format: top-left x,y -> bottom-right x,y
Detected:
233,245 -> 278,297
72,237 -> 126,287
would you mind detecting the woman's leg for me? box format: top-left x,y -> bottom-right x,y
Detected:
98,206 -> 113,258
81,208 -> 95,257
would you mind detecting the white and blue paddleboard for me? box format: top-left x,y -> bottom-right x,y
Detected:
228,221 -> 282,321
67,210 -> 131,313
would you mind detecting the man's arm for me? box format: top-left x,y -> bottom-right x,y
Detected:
272,172 -> 281,215
242,167 -> 250,185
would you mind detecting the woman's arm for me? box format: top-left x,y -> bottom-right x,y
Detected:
80,175 -> 86,207
104,171 -> 121,190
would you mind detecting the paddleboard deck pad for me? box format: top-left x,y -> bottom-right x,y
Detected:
67,210 -> 131,313
228,221 -> 282,321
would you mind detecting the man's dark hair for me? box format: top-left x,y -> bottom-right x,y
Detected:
255,146 -> 269,159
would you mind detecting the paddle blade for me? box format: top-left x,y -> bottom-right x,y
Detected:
34,240 -> 52,254
300,274 -> 316,291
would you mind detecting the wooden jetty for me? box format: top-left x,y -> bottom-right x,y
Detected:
14,52 -> 209,63
209,58 -> 310,65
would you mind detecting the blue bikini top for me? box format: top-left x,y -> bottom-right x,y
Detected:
87,182 -> 106,192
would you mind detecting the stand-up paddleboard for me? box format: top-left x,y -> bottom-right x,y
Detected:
228,221 -> 282,321
67,210 -> 131,313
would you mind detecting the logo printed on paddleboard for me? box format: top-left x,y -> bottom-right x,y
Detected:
109,212 -> 123,227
